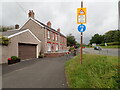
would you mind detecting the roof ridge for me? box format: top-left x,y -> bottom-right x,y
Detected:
34,19 -> 66,37
7,29 -> 20,32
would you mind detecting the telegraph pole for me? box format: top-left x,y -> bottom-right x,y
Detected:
80,1 -> 83,64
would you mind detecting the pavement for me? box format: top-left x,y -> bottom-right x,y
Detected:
2,53 -> 74,88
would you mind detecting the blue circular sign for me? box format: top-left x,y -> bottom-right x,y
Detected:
78,24 -> 86,32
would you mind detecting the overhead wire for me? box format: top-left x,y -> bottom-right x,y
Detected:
16,2 -> 27,15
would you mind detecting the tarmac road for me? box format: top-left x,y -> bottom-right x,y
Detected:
83,48 -> 119,56
2,54 -> 73,88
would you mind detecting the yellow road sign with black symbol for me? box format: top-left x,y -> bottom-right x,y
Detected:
77,8 -> 86,24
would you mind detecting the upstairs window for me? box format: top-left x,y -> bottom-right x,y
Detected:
47,30 -> 50,39
52,32 -> 54,40
55,34 -> 58,41
56,34 -> 58,41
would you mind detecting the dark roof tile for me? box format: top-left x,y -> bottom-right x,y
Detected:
2,30 -> 21,36
34,19 -> 66,38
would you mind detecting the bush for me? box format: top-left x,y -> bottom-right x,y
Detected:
38,52 -> 44,58
39,54 -> 44,58
107,42 -> 120,46
100,43 -> 105,46
69,47 -> 75,51
11,56 -> 18,60
0,36 -> 10,46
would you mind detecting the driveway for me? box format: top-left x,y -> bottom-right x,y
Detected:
2,54 -> 74,88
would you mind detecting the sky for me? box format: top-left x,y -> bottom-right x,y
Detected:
0,0 -> 119,44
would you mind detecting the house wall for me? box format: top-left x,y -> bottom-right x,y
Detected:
1,31 -> 41,64
45,29 -> 67,52
20,19 -> 67,53
21,19 -> 45,53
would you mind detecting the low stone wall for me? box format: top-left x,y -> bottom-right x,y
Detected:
44,52 -> 66,57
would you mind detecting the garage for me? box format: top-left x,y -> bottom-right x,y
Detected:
18,43 -> 37,60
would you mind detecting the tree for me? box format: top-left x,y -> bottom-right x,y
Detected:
114,30 -> 120,42
104,30 -> 120,43
75,43 -> 80,48
0,26 -> 14,32
90,34 -> 104,44
67,34 -> 77,47
89,30 -> 120,45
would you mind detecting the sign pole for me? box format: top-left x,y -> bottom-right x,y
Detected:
80,1 -> 83,64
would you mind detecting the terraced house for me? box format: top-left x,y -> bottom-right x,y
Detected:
21,10 -> 67,54
1,10 -> 67,64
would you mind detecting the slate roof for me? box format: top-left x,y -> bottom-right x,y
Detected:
2,18 -> 66,38
2,29 -> 22,36
34,19 -> 66,38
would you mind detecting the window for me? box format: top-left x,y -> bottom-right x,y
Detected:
61,36 -> 62,42
47,30 -> 50,39
51,44 -> 54,52
56,44 -> 58,51
52,32 -> 54,40
56,34 -> 58,41
47,43 -> 51,51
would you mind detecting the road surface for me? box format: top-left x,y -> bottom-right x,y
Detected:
83,48 -> 119,56
2,54 -> 73,88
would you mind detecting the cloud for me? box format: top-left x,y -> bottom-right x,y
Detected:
0,1 -> 118,44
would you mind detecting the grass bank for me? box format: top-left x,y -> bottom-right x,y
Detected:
65,54 -> 119,88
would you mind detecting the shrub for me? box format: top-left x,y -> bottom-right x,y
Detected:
69,47 -> 75,51
107,42 -> 120,46
100,43 -> 105,46
0,36 -> 10,46
39,52 -> 44,58
11,56 -> 18,60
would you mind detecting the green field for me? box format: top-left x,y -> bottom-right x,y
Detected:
65,54 -> 119,88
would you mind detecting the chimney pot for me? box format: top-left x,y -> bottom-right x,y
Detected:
47,21 -> 51,27
57,28 -> 60,32
15,24 -> 19,29
28,10 -> 35,19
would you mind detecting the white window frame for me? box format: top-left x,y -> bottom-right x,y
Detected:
47,43 -> 51,51
52,32 -> 54,40
56,34 -> 58,41
47,30 -> 50,39
56,44 -> 58,51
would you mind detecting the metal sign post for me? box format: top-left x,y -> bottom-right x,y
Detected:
77,1 -> 86,64
80,1 -> 83,64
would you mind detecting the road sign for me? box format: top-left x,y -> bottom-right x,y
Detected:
78,24 -> 86,32
77,8 -> 86,24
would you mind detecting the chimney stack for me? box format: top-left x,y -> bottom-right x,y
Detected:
28,10 -> 35,19
15,24 -> 19,29
47,21 -> 51,27
57,28 -> 60,32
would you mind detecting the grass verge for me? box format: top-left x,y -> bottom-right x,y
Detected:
65,54 -> 119,88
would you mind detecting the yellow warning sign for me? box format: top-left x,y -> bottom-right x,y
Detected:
77,8 -> 86,24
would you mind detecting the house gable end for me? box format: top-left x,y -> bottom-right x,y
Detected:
20,18 -> 44,41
